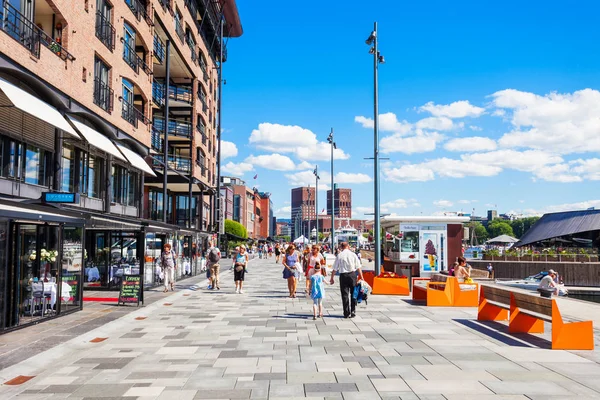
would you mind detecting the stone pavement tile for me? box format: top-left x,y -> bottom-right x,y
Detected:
488,370 -> 573,381
494,347 -> 596,363
385,356 -> 431,365
253,372 -> 286,380
377,365 -> 424,380
268,383 -> 306,397
405,380 -> 494,395
553,380 -> 600,397
413,365 -> 499,381
71,383 -> 134,397
444,396 -> 529,400
156,389 -> 198,400
422,355 -> 452,365
540,362 -> 600,378
123,386 -> 165,397
35,384 -> 81,393
287,372 -> 337,384
482,381 -> 575,396
183,377 -> 237,390
371,378 -> 410,392
193,389 -> 252,399
36,376 -> 79,385
451,360 -> 527,371
304,383 -> 358,393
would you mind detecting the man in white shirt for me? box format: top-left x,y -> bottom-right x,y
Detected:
330,242 -> 364,318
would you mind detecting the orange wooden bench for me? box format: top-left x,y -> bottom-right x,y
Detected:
426,276 -> 453,307
478,285 -> 594,350
372,276 -> 409,295
411,277 -> 429,301
452,278 -> 479,307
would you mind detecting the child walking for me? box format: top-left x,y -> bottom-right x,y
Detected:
309,264 -> 326,320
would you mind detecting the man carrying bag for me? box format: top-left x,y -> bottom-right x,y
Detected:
207,243 -> 221,290
330,242 -> 364,318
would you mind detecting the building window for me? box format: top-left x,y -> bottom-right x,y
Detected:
148,189 -> 164,220
94,57 -> 113,112
121,78 -> 136,126
95,0 -> 115,50
0,137 -> 52,187
85,154 -> 103,198
61,144 -> 76,192
112,164 -> 138,206
122,23 -> 138,73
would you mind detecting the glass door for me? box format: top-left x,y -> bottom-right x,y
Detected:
123,23 -> 136,68
61,227 -> 84,313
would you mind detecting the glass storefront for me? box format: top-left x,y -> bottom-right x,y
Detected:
1,219 -> 84,331
84,230 -> 141,290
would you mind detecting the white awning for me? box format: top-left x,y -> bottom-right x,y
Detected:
67,116 -> 127,162
0,77 -> 79,138
116,144 -> 156,177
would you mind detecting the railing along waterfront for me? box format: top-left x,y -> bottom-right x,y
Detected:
0,1 -> 75,61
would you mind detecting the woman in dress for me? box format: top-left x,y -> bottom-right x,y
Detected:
161,243 -> 177,292
305,245 -> 324,294
234,245 -> 249,293
274,243 -> 281,263
282,244 -> 299,298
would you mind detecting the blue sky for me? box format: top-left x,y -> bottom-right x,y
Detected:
219,0 -> 600,221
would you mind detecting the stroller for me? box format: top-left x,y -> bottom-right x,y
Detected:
353,280 -> 372,305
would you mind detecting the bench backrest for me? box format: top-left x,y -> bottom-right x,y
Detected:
481,285 -> 512,305
511,291 -> 553,317
469,268 -> 490,278
431,273 -> 448,282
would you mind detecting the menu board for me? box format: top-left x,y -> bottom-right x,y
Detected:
118,275 -> 142,306
62,275 -> 78,302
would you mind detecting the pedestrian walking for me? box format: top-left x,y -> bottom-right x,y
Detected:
268,245 -> 273,258
234,245 -> 248,293
305,245 -> 325,294
309,264 -> 326,320
330,242 -> 364,318
282,244 -> 299,298
274,243 -> 281,263
161,243 -> 177,293
206,242 -> 221,290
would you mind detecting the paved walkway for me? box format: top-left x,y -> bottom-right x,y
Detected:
1,256 -> 600,399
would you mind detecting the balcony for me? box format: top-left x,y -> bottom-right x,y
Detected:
0,1 -> 75,61
200,59 -> 209,83
93,78 -> 113,113
169,83 -> 192,104
151,126 -> 164,152
196,123 -> 207,145
174,18 -> 184,43
153,33 -> 165,64
124,0 -> 152,26
158,0 -> 172,15
121,101 -> 137,127
95,12 -> 115,51
186,35 -> 198,64
153,154 -> 191,173
152,79 -> 165,106
198,91 -> 208,113
123,41 -> 151,75
153,117 -> 192,139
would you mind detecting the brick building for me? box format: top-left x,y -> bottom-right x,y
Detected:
327,186 -> 352,218
291,186 -> 315,239
258,192 -> 272,239
0,0 -> 242,331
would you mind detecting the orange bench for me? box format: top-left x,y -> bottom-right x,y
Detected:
425,275 -> 479,307
372,276 -> 409,295
478,285 -> 594,350
411,277 -> 429,301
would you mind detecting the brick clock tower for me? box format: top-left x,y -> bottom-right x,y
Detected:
327,187 -> 352,219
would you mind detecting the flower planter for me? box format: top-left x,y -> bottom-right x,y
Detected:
372,276 -> 409,296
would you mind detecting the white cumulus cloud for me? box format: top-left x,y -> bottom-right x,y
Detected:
444,137 -> 497,152
245,153 -> 297,171
335,172 -> 372,184
220,140 -> 238,159
380,132 -> 443,154
420,100 -> 485,118
221,161 -> 253,176
433,200 -> 454,208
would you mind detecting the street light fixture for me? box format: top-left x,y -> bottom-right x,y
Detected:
313,166 -> 320,244
366,22 -> 385,276
327,129 -> 336,247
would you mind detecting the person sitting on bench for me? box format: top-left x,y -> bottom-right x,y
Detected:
538,269 -> 558,297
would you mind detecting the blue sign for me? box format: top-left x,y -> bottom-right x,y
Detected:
42,192 -> 80,204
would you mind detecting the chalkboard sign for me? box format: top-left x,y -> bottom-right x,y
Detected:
118,275 -> 142,306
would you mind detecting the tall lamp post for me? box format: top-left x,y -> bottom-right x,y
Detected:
313,166 -> 320,244
366,22 -> 385,276
327,129 -> 336,247
306,187 -> 312,241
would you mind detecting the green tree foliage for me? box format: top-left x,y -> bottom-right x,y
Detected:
224,219 -> 247,239
466,221 -> 489,242
508,217 -> 540,238
487,220 -> 514,238
274,235 -> 291,242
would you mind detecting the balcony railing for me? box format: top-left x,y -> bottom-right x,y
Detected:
184,0 -> 198,20
151,126 -> 163,152
174,18 -> 184,43
122,101 -> 138,127
93,78 -> 113,113
153,33 -> 165,64
186,35 -> 197,64
124,0 -> 152,26
134,106 -> 150,126
95,11 -> 115,51
158,0 -> 173,15
198,91 -> 208,112
200,59 -> 208,82
152,79 -> 165,106
0,1 -> 75,61
169,83 -> 192,104
153,117 -> 192,139
123,42 -> 151,75
196,124 -> 207,144
154,154 -> 191,173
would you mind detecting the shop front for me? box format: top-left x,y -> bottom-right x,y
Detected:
0,202 -> 85,332
381,216 -> 469,278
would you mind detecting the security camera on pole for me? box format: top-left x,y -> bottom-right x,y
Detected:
365,23 -> 385,276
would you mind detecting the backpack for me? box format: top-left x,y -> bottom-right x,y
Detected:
208,248 -> 221,263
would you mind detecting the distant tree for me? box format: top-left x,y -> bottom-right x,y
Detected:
225,219 -> 247,239
487,220 -> 514,238
466,221 -> 489,243
274,235 -> 291,242
522,216 -> 540,236
510,219 -> 525,238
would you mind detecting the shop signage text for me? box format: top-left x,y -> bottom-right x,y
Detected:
42,192 -> 80,204
118,275 -> 142,306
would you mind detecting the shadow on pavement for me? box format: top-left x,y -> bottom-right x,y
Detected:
454,318 -> 551,349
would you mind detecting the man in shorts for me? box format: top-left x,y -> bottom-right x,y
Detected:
206,242 -> 221,290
